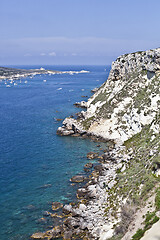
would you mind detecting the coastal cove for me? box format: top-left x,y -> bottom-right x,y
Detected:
0,65 -> 110,240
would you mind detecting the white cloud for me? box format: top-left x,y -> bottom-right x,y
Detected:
72,53 -> 77,56
0,37 -> 159,63
49,51 -> 56,56
24,53 -> 32,57
10,37 -> 159,58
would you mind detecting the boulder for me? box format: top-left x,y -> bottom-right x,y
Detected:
81,95 -> 88,98
84,168 -> 90,172
72,208 -> 82,217
94,165 -> 104,173
87,222 -> 94,230
79,204 -> 87,211
74,101 -> 87,108
64,217 -> 80,229
36,217 -> 47,224
91,87 -> 99,93
70,175 -> 85,183
31,232 -> 45,239
87,185 -> 97,198
80,221 -> 88,230
87,152 -> 99,159
57,117 -> 86,136
57,127 -> 74,136
77,188 -> 88,199
42,211 -> 50,216
63,204 -> 73,215
63,231 -> 73,240
84,162 -> 93,169
45,226 -> 62,239
55,118 -> 63,121
52,202 -> 63,211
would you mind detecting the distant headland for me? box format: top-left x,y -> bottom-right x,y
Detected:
0,66 -> 89,81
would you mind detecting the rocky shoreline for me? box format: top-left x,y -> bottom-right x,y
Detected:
31,48 -> 160,239
31,78 -> 128,240
31,143 -> 130,240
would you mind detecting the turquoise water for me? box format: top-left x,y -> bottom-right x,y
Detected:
0,65 -> 110,239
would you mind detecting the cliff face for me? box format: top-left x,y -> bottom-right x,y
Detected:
58,48 -> 160,144
35,49 -> 160,240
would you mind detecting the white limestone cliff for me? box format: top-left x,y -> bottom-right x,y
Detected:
58,48 -> 160,145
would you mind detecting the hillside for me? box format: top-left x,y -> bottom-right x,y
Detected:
57,48 -> 160,239
58,48 -> 160,144
32,49 -> 160,239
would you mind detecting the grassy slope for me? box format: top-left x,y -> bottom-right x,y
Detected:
106,113 -> 160,239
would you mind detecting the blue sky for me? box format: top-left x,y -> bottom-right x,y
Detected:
0,0 -> 160,65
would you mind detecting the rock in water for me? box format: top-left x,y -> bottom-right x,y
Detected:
70,175 -> 85,183
31,232 -> 45,239
52,202 -> 63,211
84,162 -> 93,169
87,152 -> 98,159
74,101 -> 87,108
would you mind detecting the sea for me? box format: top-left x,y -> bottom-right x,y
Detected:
0,65 -> 110,240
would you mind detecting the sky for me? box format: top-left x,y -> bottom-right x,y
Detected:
0,0 -> 160,65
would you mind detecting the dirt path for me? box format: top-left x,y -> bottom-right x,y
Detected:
121,194 -> 156,240
141,220 -> 160,240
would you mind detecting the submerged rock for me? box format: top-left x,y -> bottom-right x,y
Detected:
84,162 -> 93,169
31,232 -> 45,239
39,184 -> 52,189
55,118 -> 63,121
70,175 -> 85,183
87,152 -> 99,159
52,202 -> 63,211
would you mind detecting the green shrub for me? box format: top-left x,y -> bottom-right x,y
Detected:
132,212 -> 159,240
155,188 -> 160,211
132,229 -> 145,240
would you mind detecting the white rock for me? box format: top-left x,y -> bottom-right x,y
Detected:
79,204 -> 87,211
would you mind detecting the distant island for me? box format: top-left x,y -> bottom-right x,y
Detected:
0,66 -> 89,80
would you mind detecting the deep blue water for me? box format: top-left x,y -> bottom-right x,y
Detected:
0,65 -> 110,240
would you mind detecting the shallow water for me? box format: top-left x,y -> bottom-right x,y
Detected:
0,65 -> 110,239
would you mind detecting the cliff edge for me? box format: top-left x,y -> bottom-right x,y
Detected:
58,48 -> 160,145
55,48 -> 160,239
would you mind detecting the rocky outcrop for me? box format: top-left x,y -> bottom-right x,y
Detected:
74,101 -> 87,108
84,48 -> 160,143
52,202 -> 63,211
91,87 -> 99,93
35,48 -> 160,240
70,175 -> 86,183
57,118 -> 86,136
58,48 -> 160,145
